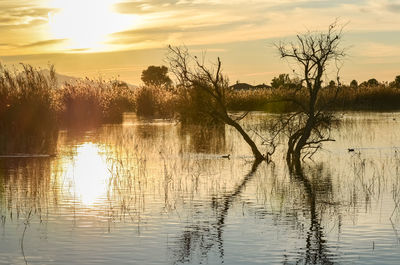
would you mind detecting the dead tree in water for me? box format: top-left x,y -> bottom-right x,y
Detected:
167,46 -> 275,162
275,21 -> 345,170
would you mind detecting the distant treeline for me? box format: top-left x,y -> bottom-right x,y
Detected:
230,74 -> 400,109
227,82 -> 400,112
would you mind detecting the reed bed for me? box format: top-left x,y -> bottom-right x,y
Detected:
332,85 -> 400,111
0,64 -> 137,153
0,64 -> 58,154
1,62 -> 400,154
226,85 -> 400,113
58,78 -> 135,127
134,85 -> 177,118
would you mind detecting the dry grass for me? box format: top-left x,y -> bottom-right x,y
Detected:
58,78 -> 135,127
332,85 -> 400,111
226,86 -> 400,113
226,88 -> 300,113
0,64 -> 136,153
134,85 -> 177,118
0,64 -> 58,154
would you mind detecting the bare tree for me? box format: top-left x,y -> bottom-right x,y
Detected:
167,46 -> 275,162
275,21 -> 345,170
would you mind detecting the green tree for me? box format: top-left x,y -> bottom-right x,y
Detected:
396,75 -> 400,86
141,65 -> 172,89
328,80 -> 336,88
271,73 -> 291,89
350,79 -> 358,89
270,73 -> 301,89
390,75 -> 400,88
366,78 -> 379,87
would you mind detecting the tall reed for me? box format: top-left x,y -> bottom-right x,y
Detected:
135,85 -> 177,118
58,78 -> 135,127
0,64 -> 58,154
226,85 -> 400,113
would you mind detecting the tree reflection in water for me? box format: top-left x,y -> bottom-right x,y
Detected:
178,124 -> 226,155
288,163 -> 336,264
170,160 -> 340,265
171,159 -> 262,264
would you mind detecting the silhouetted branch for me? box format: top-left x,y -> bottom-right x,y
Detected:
167,45 -> 273,162
275,21 -> 345,166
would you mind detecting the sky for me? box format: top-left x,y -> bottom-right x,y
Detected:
0,0 -> 399,85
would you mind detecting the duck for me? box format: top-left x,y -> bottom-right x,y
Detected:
348,148 -> 355,152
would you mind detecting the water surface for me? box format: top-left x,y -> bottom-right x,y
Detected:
1,112 -> 400,264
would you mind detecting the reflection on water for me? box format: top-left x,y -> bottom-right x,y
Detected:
64,143 -> 111,206
1,112 -> 400,264
289,165 -> 335,265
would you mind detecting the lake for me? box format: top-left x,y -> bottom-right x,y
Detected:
1,112 -> 400,264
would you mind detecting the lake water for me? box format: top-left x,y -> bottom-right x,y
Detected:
1,112 -> 400,264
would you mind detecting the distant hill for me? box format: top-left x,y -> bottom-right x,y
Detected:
229,82 -> 271,90
38,69 -> 79,86
39,69 -> 138,89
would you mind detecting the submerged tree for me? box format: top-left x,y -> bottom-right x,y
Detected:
167,46 -> 275,162
275,21 -> 345,170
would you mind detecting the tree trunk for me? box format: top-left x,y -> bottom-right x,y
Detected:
224,116 -> 264,162
287,116 -> 314,171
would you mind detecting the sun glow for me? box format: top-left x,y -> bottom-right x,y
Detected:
48,0 -> 133,50
64,143 -> 112,206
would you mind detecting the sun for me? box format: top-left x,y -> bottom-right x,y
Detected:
48,0 -> 132,50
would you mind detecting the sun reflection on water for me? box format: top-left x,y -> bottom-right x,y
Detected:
64,143 -> 111,206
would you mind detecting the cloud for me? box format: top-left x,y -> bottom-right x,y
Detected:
68,48 -> 91,52
357,0 -> 400,14
386,3 -> 400,12
0,43 -> 12,47
6,7 -> 54,18
0,17 -> 16,24
110,18 -> 247,43
114,0 -> 180,14
1,0 -> 400,62
244,71 -> 275,77
189,48 -> 227,53
355,42 -> 400,58
20,39 -> 67,48
108,0 -> 363,50
0,5 -> 55,29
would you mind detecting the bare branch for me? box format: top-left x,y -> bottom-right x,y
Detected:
167,45 -> 266,162
274,21 -> 346,170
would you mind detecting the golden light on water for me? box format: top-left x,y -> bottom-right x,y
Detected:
48,0 -> 134,50
64,143 -> 111,206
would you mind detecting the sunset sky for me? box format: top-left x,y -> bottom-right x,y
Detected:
0,0 -> 399,85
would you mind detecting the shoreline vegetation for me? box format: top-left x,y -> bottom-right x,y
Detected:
1,63 -> 400,153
